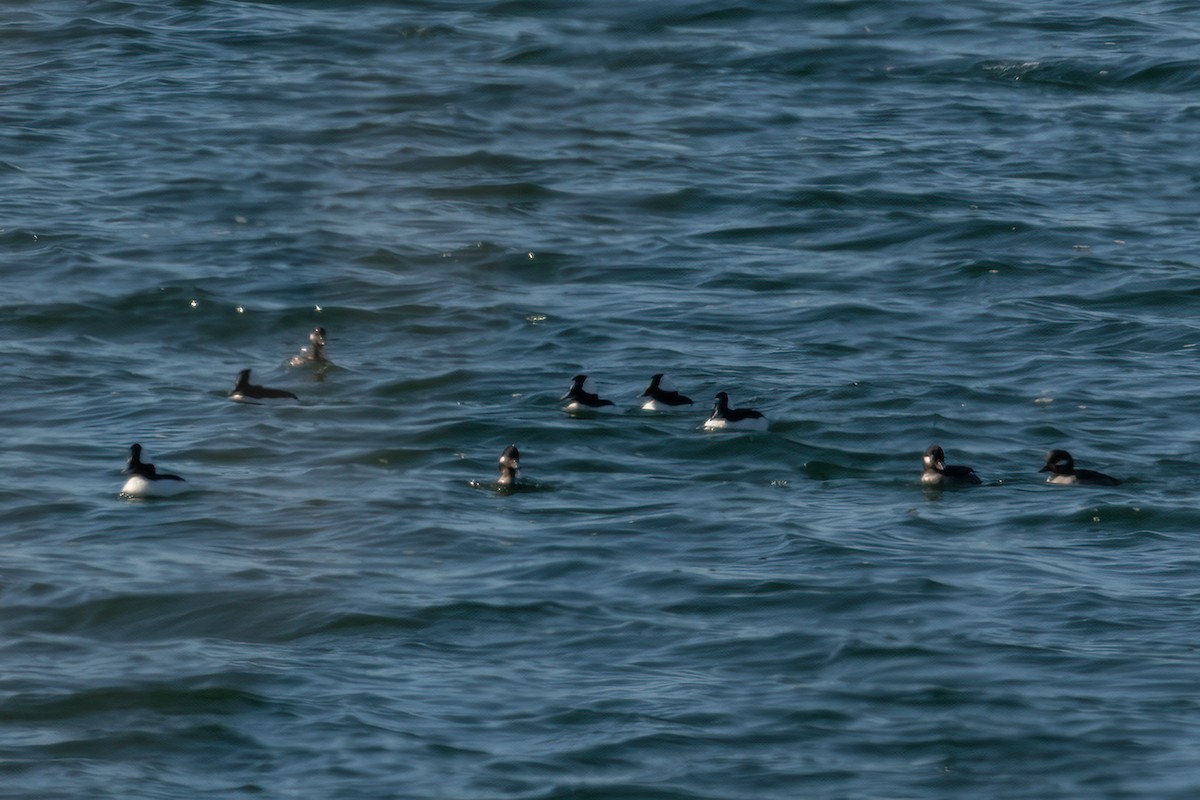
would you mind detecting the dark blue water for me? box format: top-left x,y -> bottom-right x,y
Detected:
5,1 -> 1200,797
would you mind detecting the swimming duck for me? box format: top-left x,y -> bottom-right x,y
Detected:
704,391 -> 768,431
640,373 -> 694,411
921,444 -> 982,486
120,443 -> 187,497
497,444 -> 521,487
562,374 -> 619,413
230,369 -> 299,402
288,327 -> 327,366
1040,449 -> 1121,486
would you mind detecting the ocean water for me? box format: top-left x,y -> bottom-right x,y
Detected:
5,1 -> 1200,797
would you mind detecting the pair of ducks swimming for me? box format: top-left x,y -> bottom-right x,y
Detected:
922,444 -> 1122,487
228,328 -> 328,402
563,373 -> 768,431
119,441 -> 526,497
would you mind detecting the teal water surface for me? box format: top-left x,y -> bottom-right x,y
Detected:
5,1 -> 1200,798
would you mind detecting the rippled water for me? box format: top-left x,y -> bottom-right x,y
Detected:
5,1 -> 1200,797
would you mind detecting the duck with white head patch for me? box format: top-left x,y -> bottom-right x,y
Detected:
1040,449 -> 1121,486
640,373 -> 694,411
921,444 -> 982,486
562,374 -> 619,414
288,327 -> 327,367
120,443 -> 187,497
704,391 -> 768,431
230,368 -> 299,402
